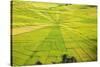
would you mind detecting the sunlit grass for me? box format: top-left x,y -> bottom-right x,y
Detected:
12,1 -> 97,66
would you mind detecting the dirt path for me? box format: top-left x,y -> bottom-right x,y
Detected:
12,24 -> 52,35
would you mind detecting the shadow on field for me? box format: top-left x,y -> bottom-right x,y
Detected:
35,61 -> 42,65
34,54 -> 77,65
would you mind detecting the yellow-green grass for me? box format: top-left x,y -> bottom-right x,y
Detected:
12,1 -> 97,66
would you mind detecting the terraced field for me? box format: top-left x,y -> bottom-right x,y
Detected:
11,1 -> 97,66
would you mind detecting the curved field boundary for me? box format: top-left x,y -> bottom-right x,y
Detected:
12,24 -> 52,35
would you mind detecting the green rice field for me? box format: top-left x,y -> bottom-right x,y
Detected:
11,1 -> 97,66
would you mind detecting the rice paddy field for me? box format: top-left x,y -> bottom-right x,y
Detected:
11,1 -> 97,66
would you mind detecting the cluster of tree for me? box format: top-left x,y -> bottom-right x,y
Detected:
35,54 -> 77,65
